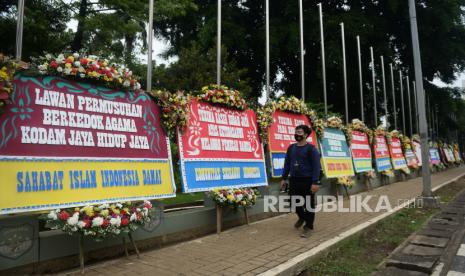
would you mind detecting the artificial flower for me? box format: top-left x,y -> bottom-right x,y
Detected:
256,96 -> 316,142
32,53 -> 141,92
209,188 -> 259,209
40,201 -> 154,241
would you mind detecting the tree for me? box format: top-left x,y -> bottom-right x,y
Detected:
0,0 -> 197,66
0,0 -> 72,60
154,0 -> 465,124
152,42 -> 252,97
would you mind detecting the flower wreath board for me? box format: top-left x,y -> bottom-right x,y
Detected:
441,144 -> 455,163
0,75 -> 176,214
430,146 -> 441,165
347,120 -> 373,173
319,126 -> 355,178
177,95 -> 267,193
266,109 -> 317,178
373,131 -> 392,172
454,145 -> 463,162
404,147 -> 419,168
411,139 -> 423,166
388,134 -> 408,170
444,145 -> 456,163
401,136 -> 419,168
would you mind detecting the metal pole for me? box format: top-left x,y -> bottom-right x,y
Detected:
299,0 -> 305,102
406,75 -> 413,136
380,56 -> 388,128
370,47 -> 377,125
413,81 -> 419,134
390,63 -> 397,130
409,0 -> 432,198
217,0 -> 221,86
318,3 -> 327,116
427,94 -> 432,138
146,0 -> 154,91
399,70 -> 406,134
433,105 -> 436,140
15,0 -> 25,60
433,100 -> 436,140
341,23 -> 348,124
435,105 -> 439,141
357,36 -> 364,122
265,0 -> 270,100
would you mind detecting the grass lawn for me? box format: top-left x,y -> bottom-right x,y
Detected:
302,178 -> 465,276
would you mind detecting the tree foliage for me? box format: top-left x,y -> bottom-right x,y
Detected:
1,0 -> 465,142
154,0 -> 465,124
0,0 -> 72,59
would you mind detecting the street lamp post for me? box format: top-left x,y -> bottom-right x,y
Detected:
16,0 -> 25,60
390,63 -> 397,130
318,3 -> 327,116
381,56 -> 388,128
299,0 -> 305,101
217,0 -> 221,86
399,70 -> 406,134
409,0 -> 434,201
265,0 -> 270,99
146,0 -> 154,91
406,75 -> 413,136
370,47 -> 377,125
357,36 -> 364,122
413,81 -> 419,134
341,23 -> 349,124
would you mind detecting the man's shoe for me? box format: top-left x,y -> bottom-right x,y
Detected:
294,219 -> 304,228
300,227 -> 312,238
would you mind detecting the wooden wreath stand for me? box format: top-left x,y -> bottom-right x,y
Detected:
333,180 -> 350,199
363,174 -> 373,191
216,205 -> 250,234
78,232 -> 140,274
380,173 -> 389,186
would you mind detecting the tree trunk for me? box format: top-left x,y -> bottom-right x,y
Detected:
71,0 -> 88,52
124,14 -> 135,66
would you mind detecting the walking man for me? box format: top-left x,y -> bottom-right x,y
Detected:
281,125 -> 321,238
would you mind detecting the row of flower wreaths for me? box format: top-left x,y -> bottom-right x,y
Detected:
0,53 -> 460,240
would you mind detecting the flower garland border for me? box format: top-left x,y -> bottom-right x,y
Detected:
344,119 -> 373,147
0,54 -> 28,109
0,52 -> 142,112
31,53 -> 142,92
256,96 -> 316,143
313,115 -> 346,142
196,84 -> 247,110
387,129 -> 401,145
150,90 -> 190,135
209,187 -> 259,209
39,201 -> 154,242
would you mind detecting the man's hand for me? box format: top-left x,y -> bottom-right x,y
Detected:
311,184 -> 319,193
280,180 -> 287,191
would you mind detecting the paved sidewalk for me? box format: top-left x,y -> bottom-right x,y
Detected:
59,167 -> 465,276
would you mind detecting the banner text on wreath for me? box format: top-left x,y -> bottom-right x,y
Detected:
350,130 -> 373,173
22,88 -> 147,149
319,128 -> 354,178
374,135 -> 392,172
178,99 -> 267,192
198,106 -> 252,152
0,76 -> 175,214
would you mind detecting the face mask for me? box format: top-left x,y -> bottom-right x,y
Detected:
295,134 -> 304,142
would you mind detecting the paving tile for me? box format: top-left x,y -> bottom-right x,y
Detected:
55,167 -> 465,276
